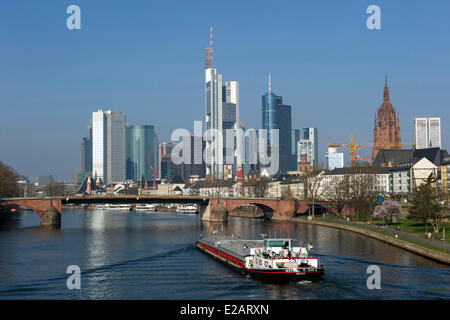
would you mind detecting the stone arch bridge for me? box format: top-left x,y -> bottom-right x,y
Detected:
0,196 -> 337,226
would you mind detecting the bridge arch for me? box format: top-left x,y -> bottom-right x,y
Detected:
0,199 -> 62,226
207,198 -> 298,222
229,202 -> 276,219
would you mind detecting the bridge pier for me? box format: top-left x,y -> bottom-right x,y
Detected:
200,202 -> 228,223
0,199 -> 62,227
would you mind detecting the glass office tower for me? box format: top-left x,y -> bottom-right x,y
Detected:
127,125 -> 158,182
261,92 -> 292,174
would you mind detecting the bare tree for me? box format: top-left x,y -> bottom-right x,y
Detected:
303,170 -> 326,218
281,185 -> 294,200
347,166 -> 380,220
0,161 -> 19,197
203,176 -> 229,198
241,175 -> 270,198
324,174 -> 351,217
44,183 -> 66,197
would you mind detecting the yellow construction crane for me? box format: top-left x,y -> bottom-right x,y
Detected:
327,135 -> 415,167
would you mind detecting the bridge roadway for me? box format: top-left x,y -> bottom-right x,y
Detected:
0,196 -> 336,226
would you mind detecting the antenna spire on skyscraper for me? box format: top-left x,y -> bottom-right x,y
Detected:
210,25 -> 213,68
269,72 -> 271,93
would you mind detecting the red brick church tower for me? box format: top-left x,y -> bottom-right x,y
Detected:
372,76 -> 401,162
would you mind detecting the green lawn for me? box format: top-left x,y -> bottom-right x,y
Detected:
318,215 -> 450,254
383,219 -> 450,242
326,214 -> 449,242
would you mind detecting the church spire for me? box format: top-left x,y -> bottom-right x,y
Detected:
383,75 -> 390,101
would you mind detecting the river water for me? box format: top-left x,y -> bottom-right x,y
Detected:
0,209 -> 448,300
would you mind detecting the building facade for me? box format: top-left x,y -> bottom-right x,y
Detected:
261,83 -> 292,174
92,110 -> 126,184
80,121 -> 92,175
291,129 -> 301,171
126,125 -> 158,182
325,147 -> 344,170
414,117 -> 441,149
298,127 -> 318,167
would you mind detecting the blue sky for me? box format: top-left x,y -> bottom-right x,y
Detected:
0,0 -> 449,180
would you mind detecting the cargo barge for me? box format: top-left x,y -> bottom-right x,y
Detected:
195,234 -> 324,281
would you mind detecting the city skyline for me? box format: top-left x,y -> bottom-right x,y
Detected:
1,1 -> 449,180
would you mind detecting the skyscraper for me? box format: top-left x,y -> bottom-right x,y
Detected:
428,117 -> 441,148
222,80 -> 241,177
204,27 -> 240,179
92,110 -> 107,183
298,127 -> 318,168
291,129 -> 300,171
205,27 -> 223,179
413,118 -> 428,150
126,125 -> 158,182
372,77 -> 401,162
158,142 -> 176,180
182,135 -> 206,182
414,117 -> 441,149
80,122 -> 92,175
92,110 -> 126,184
261,73 -> 292,174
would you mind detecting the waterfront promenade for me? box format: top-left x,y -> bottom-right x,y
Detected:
292,216 -> 450,265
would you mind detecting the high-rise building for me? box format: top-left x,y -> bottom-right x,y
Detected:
261,73 -> 292,174
126,125 -> 158,182
222,81 -> 241,177
372,77 -> 401,162
325,147 -> 344,170
291,129 -> 300,170
204,28 -> 240,179
92,110 -> 126,185
428,118 -> 441,149
158,142 -> 176,180
205,27 -> 223,179
182,135 -> 206,182
298,127 -> 318,167
414,117 -> 442,149
80,122 -> 92,175
413,118 -> 428,150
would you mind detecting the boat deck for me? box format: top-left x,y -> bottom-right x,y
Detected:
200,235 -> 263,260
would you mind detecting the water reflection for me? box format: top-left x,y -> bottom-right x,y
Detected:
0,210 -> 448,300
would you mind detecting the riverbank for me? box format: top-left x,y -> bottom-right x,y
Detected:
291,216 -> 450,265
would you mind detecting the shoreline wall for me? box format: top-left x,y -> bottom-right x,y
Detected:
291,217 -> 450,265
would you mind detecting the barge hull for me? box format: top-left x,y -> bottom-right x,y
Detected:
196,237 -> 324,281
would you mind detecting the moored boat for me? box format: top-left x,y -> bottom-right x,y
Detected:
135,204 -> 156,212
95,204 -> 131,210
176,204 -> 197,214
195,234 -> 324,281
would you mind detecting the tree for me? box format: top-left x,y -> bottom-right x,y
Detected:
241,175 -> 270,198
203,176 -> 229,198
408,174 -> 446,233
373,200 -> 401,225
281,185 -> 294,200
347,166 -> 380,220
44,183 -> 66,197
303,170 -> 326,218
324,174 -> 351,217
0,161 -> 19,197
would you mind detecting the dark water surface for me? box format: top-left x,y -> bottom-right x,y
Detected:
0,209 -> 448,299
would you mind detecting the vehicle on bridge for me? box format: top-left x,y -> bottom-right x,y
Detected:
196,234 -> 324,281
